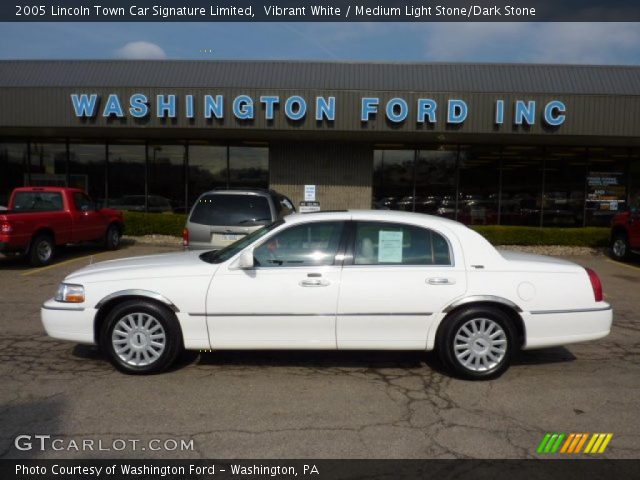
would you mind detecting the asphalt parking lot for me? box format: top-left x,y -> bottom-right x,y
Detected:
0,243 -> 639,459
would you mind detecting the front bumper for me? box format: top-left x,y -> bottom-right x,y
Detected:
522,303 -> 613,349
41,298 -> 96,345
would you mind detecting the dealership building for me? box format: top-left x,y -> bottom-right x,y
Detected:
0,60 -> 639,226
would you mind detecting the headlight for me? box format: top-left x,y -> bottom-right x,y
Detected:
55,283 -> 85,303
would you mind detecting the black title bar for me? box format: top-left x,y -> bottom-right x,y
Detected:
3,0 -> 640,22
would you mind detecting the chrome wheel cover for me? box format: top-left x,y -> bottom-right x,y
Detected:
453,318 -> 507,372
112,313 -> 166,367
613,239 -> 626,258
37,241 -> 52,262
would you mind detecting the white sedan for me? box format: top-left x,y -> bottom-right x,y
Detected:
41,210 -> 612,379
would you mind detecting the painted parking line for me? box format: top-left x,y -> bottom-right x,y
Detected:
605,259 -> 640,273
20,251 -> 111,277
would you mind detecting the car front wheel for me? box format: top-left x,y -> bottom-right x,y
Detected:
100,300 -> 183,374
438,306 -> 516,380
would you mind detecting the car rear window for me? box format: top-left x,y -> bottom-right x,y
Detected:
189,194 -> 272,227
12,192 -> 63,212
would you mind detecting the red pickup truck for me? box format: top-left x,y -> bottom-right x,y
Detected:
610,206 -> 640,261
0,187 -> 124,266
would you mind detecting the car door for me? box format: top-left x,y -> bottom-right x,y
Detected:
206,220 -> 347,349
337,221 -> 467,349
71,192 -> 104,241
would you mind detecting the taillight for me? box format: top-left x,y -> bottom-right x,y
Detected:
586,268 -> 603,302
0,222 -> 12,234
182,228 -> 189,247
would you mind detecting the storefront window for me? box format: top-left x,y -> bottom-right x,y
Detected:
149,144 -> 186,213
585,147 -> 629,226
68,142 -> 106,204
188,144 -> 227,208
0,143 -> 28,206
415,147 -> 457,218
543,147 -> 587,227
501,146 -> 544,226
373,150 -> 414,210
29,142 -> 67,187
630,149 -> 640,211
228,146 -> 268,189
458,146 -> 500,225
107,143 -> 146,211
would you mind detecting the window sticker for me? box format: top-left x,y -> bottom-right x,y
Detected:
378,230 -> 403,263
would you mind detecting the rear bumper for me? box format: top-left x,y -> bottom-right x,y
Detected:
522,304 -> 612,349
41,298 -> 96,345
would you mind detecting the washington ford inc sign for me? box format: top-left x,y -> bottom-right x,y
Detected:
70,93 -> 567,127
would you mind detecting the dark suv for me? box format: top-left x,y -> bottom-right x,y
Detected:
184,189 -> 295,250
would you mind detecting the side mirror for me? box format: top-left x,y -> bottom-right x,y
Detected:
237,250 -> 255,269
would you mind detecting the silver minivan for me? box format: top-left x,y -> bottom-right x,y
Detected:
184,189 -> 295,250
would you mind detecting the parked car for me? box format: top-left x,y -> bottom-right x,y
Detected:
41,210 -> 611,379
184,189 -> 295,251
610,205 -> 640,261
0,187 -> 124,266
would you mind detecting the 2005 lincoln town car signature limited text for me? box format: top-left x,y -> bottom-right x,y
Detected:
41,210 -> 612,379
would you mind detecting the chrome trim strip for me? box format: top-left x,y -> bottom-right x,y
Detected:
530,306 -> 612,315
95,290 -> 179,312
189,312 -> 432,317
42,304 -> 85,312
442,295 -> 523,313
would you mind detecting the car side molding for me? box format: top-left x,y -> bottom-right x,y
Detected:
95,289 -> 180,312
442,295 -> 523,313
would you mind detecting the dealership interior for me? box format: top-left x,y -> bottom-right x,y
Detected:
1,140 -> 638,227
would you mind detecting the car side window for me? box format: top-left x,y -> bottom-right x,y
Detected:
254,221 -> 344,267
354,222 -> 452,266
73,193 -> 93,211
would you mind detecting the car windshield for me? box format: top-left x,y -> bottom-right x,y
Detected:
190,193 -> 272,227
200,220 -> 284,264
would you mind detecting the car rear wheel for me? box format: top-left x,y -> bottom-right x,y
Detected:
29,234 -> 55,267
104,224 -> 121,250
100,300 -> 183,374
611,233 -> 630,261
438,306 -> 516,380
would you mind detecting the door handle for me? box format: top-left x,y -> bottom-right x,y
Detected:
427,277 -> 455,285
299,279 -> 330,287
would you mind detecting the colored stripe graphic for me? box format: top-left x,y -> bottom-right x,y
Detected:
540,433 -> 612,454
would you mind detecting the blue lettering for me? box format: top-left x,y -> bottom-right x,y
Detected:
447,99 -> 468,124
260,96 -> 279,120
515,100 -> 536,125
186,94 -> 195,118
417,99 -> 437,123
71,94 -> 98,117
315,96 -> 335,121
284,96 -> 307,120
129,94 -> 148,118
361,97 -> 379,122
495,99 -> 504,125
156,95 -> 176,118
543,100 -> 566,126
386,98 -> 408,123
233,95 -> 254,120
204,95 -> 224,119
102,94 -> 124,118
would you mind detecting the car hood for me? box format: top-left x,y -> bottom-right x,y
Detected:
65,251 -> 215,283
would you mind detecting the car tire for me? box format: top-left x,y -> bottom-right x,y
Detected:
100,300 -> 183,374
437,306 -> 516,380
29,234 -> 55,267
104,224 -> 121,250
610,233 -> 630,261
